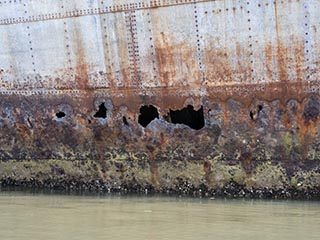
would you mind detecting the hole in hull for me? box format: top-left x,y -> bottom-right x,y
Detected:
138,105 -> 159,127
94,103 -> 107,119
249,111 -> 254,120
169,105 -> 205,130
250,105 -> 263,121
123,116 -> 129,125
56,111 -> 66,118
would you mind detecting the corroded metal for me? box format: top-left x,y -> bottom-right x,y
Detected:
0,0 -> 319,197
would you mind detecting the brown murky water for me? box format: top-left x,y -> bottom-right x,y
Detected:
0,192 -> 319,240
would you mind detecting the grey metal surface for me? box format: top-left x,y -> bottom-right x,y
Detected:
0,0 -> 318,95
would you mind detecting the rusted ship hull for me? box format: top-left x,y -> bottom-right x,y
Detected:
0,0 -> 319,198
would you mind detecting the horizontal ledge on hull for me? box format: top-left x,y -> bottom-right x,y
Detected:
0,0 -> 214,26
0,83 -> 318,113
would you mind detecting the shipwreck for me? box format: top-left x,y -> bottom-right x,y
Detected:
0,0 -> 319,198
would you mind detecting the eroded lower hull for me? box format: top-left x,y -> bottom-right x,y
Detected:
0,82 -> 319,198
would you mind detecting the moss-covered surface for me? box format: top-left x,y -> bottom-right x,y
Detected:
0,157 -> 319,199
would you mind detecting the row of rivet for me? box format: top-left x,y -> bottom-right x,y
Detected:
0,0 -> 211,25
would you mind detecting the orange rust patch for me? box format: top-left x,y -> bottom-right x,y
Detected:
265,44 -> 274,81
73,26 -> 89,90
293,38 -> 305,82
154,44 -> 174,88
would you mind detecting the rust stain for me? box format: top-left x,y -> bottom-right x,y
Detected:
74,25 -> 89,90
235,42 -> 244,83
221,101 -> 230,129
298,98 -> 318,158
294,39 -> 304,82
312,25 -> 320,76
154,32 -> 175,87
205,48 -> 234,86
265,44 -> 273,81
274,1 -> 288,82
114,13 -> 131,88
99,16 -> 115,88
